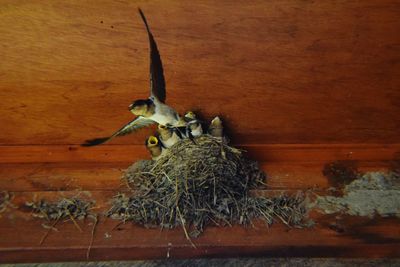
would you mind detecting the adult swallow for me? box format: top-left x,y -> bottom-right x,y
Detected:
158,124 -> 181,148
129,9 -> 181,126
208,116 -> 223,138
184,111 -> 203,138
82,8 -> 181,147
145,135 -> 163,160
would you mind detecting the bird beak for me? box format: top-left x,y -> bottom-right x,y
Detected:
185,111 -> 196,119
147,136 -> 159,147
211,116 -> 222,125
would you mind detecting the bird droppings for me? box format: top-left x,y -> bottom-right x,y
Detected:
107,135 -> 308,242
104,232 -> 112,239
312,172 -> 400,218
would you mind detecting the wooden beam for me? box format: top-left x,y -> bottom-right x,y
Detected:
1,191 -> 399,263
0,144 -> 399,163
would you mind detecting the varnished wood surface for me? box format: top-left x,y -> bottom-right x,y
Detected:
0,144 -> 397,193
0,143 -> 399,163
0,0 -> 400,263
0,0 -> 399,145
0,144 -> 399,262
1,204 -> 400,263
1,186 -> 399,262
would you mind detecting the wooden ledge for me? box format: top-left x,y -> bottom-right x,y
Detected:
0,144 -> 399,163
0,144 -> 399,262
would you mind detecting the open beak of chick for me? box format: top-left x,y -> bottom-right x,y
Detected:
158,125 -> 172,140
146,135 -> 163,160
208,116 -> 223,138
158,125 -> 181,148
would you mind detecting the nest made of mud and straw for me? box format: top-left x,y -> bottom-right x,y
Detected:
26,197 -> 98,257
108,135 -> 307,238
26,197 -> 95,223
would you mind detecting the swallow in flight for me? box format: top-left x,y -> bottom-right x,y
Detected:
82,8 -> 182,147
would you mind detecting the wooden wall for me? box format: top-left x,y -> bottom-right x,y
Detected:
1,1 -> 400,262
1,0 -> 399,145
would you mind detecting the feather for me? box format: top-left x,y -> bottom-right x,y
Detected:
81,137 -> 110,147
81,117 -> 155,146
138,8 -> 166,103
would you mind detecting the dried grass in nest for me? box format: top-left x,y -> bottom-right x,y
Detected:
108,135 -> 307,239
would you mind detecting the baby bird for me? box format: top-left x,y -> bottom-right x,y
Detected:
145,135 -> 163,160
184,111 -> 203,138
82,9 -> 181,147
208,116 -> 224,138
158,124 -> 181,148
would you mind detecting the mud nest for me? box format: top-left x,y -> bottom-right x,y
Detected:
108,135 -> 307,238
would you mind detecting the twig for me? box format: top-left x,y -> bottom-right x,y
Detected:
68,212 -> 83,232
86,215 -> 98,259
39,217 -> 60,245
176,206 -> 196,248
111,221 -> 124,231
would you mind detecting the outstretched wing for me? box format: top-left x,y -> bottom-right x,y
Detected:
81,117 -> 155,146
138,8 -> 166,103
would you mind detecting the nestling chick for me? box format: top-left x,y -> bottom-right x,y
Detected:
145,136 -> 163,160
184,111 -> 203,138
158,124 -> 181,148
208,116 -> 223,138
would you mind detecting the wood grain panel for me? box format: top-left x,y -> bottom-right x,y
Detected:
0,157 -> 393,192
0,145 -> 399,261
0,0 -> 399,145
0,144 -> 399,163
0,162 -> 327,192
1,0 -> 399,262
0,191 -> 399,262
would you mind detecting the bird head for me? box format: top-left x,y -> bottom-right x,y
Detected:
145,135 -> 162,159
146,135 -> 159,148
129,99 -> 154,116
209,116 -> 223,138
158,124 -> 168,130
158,124 -> 172,139
211,116 -> 222,127
184,111 -> 196,120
